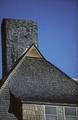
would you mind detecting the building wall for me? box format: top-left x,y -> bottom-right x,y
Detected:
22,104 -> 78,120
22,104 -> 45,120
1,19 -> 38,76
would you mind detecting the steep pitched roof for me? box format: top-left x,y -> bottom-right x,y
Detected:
0,44 -> 78,105
0,44 -> 78,119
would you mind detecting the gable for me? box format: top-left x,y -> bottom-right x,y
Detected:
26,45 -> 42,58
0,45 -> 78,105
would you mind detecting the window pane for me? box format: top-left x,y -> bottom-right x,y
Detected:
45,106 -> 56,114
46,115 -> 57,120
65,107 -> 76,115
66,117 -> 76,120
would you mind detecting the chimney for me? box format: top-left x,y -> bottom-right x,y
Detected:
1,18 -> 38,77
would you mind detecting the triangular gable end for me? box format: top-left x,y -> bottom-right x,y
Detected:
26,45 -> 42,58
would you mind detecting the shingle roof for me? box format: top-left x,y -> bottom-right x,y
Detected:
0,44 -> 78,119
1,44 -> 78,105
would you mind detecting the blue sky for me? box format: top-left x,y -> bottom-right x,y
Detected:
0,0 -> 78,79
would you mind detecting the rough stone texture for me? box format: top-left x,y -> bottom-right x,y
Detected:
1,18 -> 38,76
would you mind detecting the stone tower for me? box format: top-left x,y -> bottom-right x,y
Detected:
1,18 -> 45,120
1,18 -> 38,77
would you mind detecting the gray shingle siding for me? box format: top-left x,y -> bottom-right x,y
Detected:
0,84 -> 17,120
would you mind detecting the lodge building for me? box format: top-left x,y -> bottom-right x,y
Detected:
0,19 -> 78,120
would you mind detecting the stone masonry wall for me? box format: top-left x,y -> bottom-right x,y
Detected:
1,18 -> 38,76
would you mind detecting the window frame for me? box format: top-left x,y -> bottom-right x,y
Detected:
45,105 -> 57,120
65,106 -> 77,120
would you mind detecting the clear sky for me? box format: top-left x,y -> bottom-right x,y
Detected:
0,0 -> 78,79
